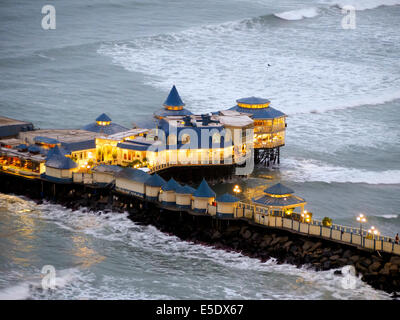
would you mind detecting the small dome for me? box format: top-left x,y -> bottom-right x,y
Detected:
95,113 -> 112,122
236,97 -> 270,105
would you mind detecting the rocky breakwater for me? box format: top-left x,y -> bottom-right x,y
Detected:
120,204 -> 400,297
2,176 -> 399,298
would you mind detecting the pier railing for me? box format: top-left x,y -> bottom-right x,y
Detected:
235,201 -> 400,255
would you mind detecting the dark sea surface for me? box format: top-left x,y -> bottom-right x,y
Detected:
0,0 -> 399,299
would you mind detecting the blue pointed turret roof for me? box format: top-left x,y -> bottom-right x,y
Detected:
163,85 -> 185,107
45,146 -> 78,169
146,173 -> 167,187
216,193 -> 239,203
45,146 -> 69,160
264,183 -> 294,195
96,113 -> 112,122
162,177 -> 181,191
193,179 -> 216,198
176,184 -> 196,195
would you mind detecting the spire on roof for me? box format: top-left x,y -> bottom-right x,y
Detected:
163,85 -> 185,108
96,113 -> 112,122
162,177 -> 181,191
146,173 -> 167,187
193,178 -> 216,198
45,146 -> 78,169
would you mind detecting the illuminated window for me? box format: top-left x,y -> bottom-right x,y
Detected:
212,133 -> 221,144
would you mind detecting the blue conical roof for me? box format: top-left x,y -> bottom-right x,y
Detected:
146,173 -> 167,187
162,178 -> 181,191
176,184 -> 196,195
46,146 -> 78,169
193,179 -> 216,198
45,146 -> 68,160
264,183 -> 294,195
163,85 -> 185,107
96,113 -> 112,122
216,193 -> 239,203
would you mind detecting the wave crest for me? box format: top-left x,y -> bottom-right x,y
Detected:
274,7 -> 320,21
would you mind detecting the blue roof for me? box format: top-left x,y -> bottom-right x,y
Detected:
15,144 -> 28,150
115,167 -> 150,183
176,184 -> 196,194
34,136 -> 59,145
229,105 -> 285,119
216,193 -> 239,203
61,139 -> 96,152
45,146 -> 69,160
252,194 -> 305,207
95,113 -> 112,122
45,146 -> 78,169
193,179 -> 216,198
163,85 -> 185,107
162,178 -> 181,191
264,183 -> 294,195
236,97 -> 270,105
117,141 -> 150,151
146,173 -> 167,187
82,122 -> 128,135
28,145 -> 41,153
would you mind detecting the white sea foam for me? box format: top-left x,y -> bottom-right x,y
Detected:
274,7 -> 320,20
379,214 -> 399,219
329,0 -> 400,11
98,12 -> 400,117
0,268 -> 83,300
281,158 -> 400,184
2,194 -> 392,299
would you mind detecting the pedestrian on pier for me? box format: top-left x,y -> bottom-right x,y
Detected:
395,233 -> 399,244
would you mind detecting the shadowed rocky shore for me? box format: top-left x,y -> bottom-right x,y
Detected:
1,173 -> 400,298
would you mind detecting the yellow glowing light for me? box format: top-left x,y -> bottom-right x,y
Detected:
357,214 -> 367,223
233,185 -> 241,194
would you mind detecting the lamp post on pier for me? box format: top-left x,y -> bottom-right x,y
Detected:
356,214 -> 367,235
357,214 -> 367,246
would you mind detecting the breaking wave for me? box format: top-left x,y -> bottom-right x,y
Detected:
99,4 -> 400,116
0,194 -> 391,299
329,0 -> 400,11
274,7 -> 320,20
282,158 -> 400,184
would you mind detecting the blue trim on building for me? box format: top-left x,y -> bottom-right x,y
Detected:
161,201 -> 176,206
40,174 -> 73,184
115,186 -> 145,198
62,139 -> 96,152
193,208 -> 207,213
216,212 -> 234,218
228,105 -> 285,119
176,204 -> 191,209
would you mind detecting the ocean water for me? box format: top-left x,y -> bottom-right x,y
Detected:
0,0 -> 399,299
